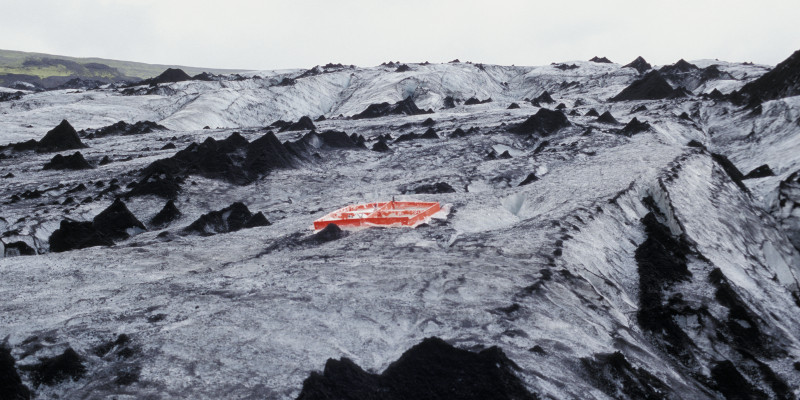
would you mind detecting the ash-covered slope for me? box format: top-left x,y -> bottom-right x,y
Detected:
1,50 -> 799,400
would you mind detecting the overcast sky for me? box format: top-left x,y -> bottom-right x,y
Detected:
1,0 -> 798,70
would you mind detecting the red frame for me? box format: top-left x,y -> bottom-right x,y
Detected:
313,201 -> 441,230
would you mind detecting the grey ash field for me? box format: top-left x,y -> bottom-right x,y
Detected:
1,52 -> 800,399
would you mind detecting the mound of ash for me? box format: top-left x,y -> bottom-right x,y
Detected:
0,91 -> 24,102
507,102 -> 520,109
667,87 -> 692,99
317,130 -> 364,148
581,351 -> 670,399
442,96 -> 458,108
532,91 -> 555,105
403,182 -> 456,194
49,198 -> 145,252
307,223 -> 348,244
0,346 -> 31,398
140,131 -> 296,186
596,111 -> 619,124
610,71 -> 674,101
743,164 -> 774,179
395,64 -> 412,72
393,128 -> 440,143
22,347 -> 86,387
619,118 -> 650,136
4,241 -> 37,257
590,56 -> 613,63
184,202 -> 269,236
553,63 -> 579,70
623,56 -> 652,74
43,151 -> 93,170
351,97 -> 432,120
150,200 -> 182,228
518,173 -> 539,186
421,117 -> 435,126
141,68 -> 192,86
1,120 -> 89,154
81,120 -> 167,138
296,337 -> 538,400
464,97 -> 492,105
710,360 -> 767,400
279,116 -> 316,132
127,171 -> 184,199
659,59 -> 699,75
509,108 -> 570,136
584,108 -> 600,117
734,48 -> 800,104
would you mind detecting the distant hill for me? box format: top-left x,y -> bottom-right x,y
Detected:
0,49 -> 250,89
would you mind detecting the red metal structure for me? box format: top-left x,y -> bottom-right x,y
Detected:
313,201 -> 441,230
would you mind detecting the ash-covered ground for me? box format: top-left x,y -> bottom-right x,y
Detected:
1,53 -> 800,399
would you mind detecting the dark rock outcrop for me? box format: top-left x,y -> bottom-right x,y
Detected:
623,56 -> 652,73
43,151 -> 93,170
36,120 -> 87,153
509,109 -> 570,136
619,118 -> 651,136
0,346 -> 31,399
351,97 -> 432,120
581,351 -> 670,400
610,71 -> 674,101
296,337 -> 538,400
711,153 -> 748,192
184,202 -> 269,236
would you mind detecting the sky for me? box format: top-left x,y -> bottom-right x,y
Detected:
1,0 -> 798,70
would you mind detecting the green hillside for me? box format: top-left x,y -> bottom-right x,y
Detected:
0,48 -> 250,84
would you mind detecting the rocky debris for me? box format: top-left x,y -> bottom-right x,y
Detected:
93,198 -> 146,241
596,111 -> 619,124
0,345 -> 31,399
623,56 -> 652,73
711,153 -> 748,192
279,116 -> 316,132
23,347 -> 86,387
743,164 -> 774,179
710,360 -> 767,400
351,97 -> 432,120
518,173 -> 539,186
532,91 -> 555,105
442,96 -> 457,108
371,139 -> 391,152
49,199 -> 145,252
80,120 -> 167,138
395,64 -> 411,72
42,151 -> 93,170
507,103 -> 520,109
150,200 -> 182,228
584,108 -> 600,117
404,182 -> 456,194
141,131 -> 296,185
308,223 -> 347,244
619,118 -> 651,136
464,97 -> 492,105
184,202 -> 269,236
610,71 -> 675,101
581,351 -> 670,400
734,48 -> 800,104
296,337 -> 538,400
590,56 -> 613,63
659,59 -> 699,75
0,91 -> 24,102
509,109 -> 570,136
141,68 -> 192,86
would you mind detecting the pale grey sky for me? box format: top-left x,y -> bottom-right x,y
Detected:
1,0 -> 798,70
